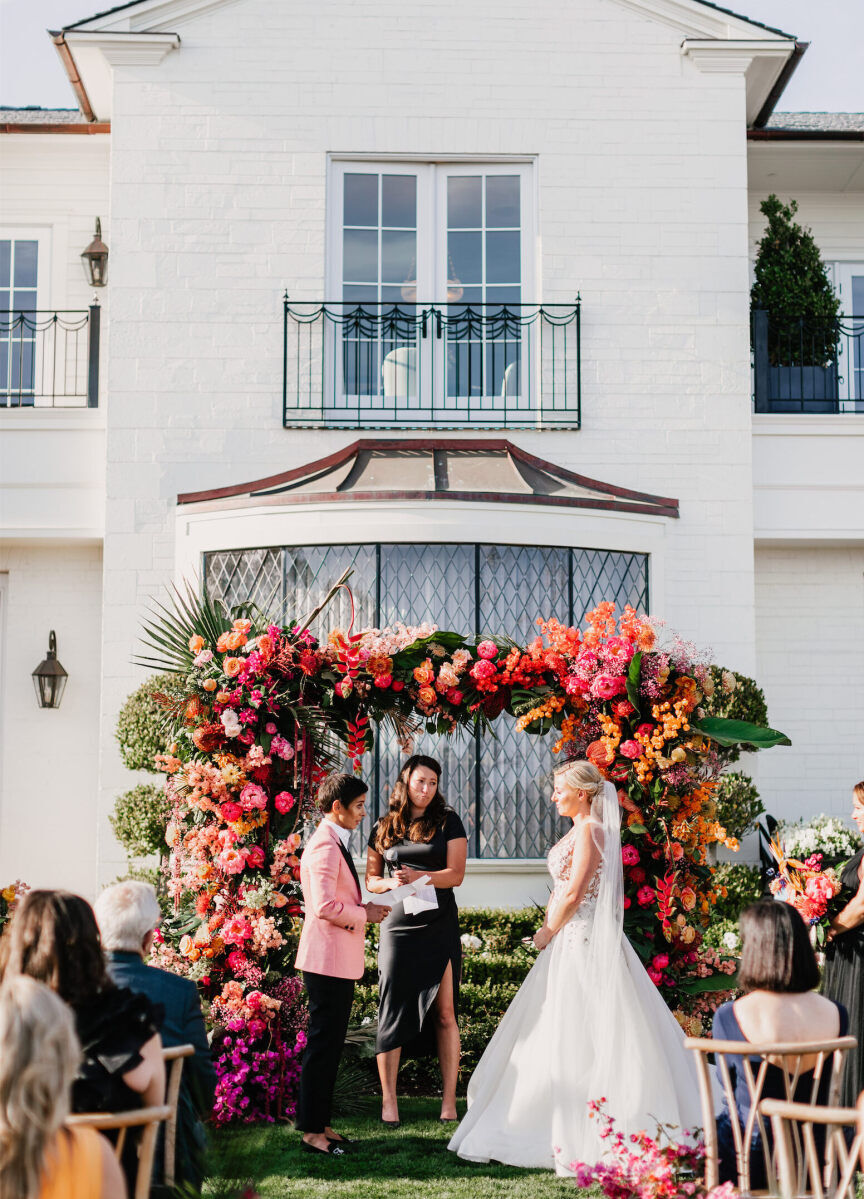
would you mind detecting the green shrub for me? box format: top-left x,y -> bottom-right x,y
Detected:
115,672 -> 183,772
712,863 -> 763,923
715,772 -> 764,842
703,668 -> 769,764
110,783 -> 170,858
702,915 -> 742,955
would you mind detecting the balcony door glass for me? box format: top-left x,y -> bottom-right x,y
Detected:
331,162 -> 532,422
0,238 -> 38,406
836,265 -> 864,409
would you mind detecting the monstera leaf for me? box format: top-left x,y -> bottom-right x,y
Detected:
694,717 -> 791,749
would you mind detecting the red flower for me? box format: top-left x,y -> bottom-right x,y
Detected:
446,687 -> 464,705
245,845 -> 265,868
586,740 -> 614,768
636,885 -> 656,907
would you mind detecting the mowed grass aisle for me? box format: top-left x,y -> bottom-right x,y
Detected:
206,1097 -> 592,1198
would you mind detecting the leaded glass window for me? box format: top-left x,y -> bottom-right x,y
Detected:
204,542 -> 649,858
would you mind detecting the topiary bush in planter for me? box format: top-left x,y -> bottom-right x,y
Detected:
715,772 -> 764,843
115,672 -> 183,773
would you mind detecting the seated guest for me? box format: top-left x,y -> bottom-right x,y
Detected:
94,881 -> 216,1189
712,899 -> 848,1187
0,890 -> 164,1193
0,975 -> 127,1199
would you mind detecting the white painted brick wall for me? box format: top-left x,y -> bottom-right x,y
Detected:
754,545 -> 864,825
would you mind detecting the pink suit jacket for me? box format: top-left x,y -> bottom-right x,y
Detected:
295,819 -> 368,980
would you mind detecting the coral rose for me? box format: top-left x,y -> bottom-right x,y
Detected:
469,659 -> 496,681
680,886 -> 697,911
225,630 -> 246,651
476,640 -> 498,660
245,845 -> 265,868
179,935 -> 194,956
203,678 -> 217,692
216,632 -> 232,653
413,660 -> 435,686
274,791 -> 295,814
223,656 -> 243,678
586,740 -> 614,768
188,634 -> 205,654
219,848 -> 245,875
232,618 -> 252,635
417,685 -> 437,708
256,634 -> 274,659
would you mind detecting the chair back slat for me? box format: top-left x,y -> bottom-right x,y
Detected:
685,1036 -> 857,1196
67,1104 -> 173,1199
161,1043 -> 195,1188
761,1099 -> 863,1199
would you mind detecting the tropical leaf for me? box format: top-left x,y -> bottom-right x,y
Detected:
694,716 -> 791,749
398,630 -> 467,655
677,972 -> 739,995
626,650 -> 643,718
136,579 -> 231,674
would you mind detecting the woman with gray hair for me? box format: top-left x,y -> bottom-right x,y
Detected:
0,975 -> 126,1199
95,881 -> 215,1190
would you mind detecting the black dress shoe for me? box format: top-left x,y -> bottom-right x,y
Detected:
327,1133 -> 357,1147
301,1139 -> 347,1156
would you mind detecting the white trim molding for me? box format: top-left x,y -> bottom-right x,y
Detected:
681,39 -> 797,125
64,30 -> 181,65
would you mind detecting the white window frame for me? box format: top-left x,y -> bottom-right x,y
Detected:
0,227 -> 52,310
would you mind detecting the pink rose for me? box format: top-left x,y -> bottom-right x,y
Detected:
245,845 -> 265,868
477,640 -> 498,660
651,953 -> 669,970
647,967 -> 664,986
271,735 -> 295,761
274,791 -> 295,815
590,673 -> 626,700
621,845 -> 640,866
470,659 -> 497,681
221,802 -> 243,823
265,722 -> 277,735
619,740 -> 642,759
219,848 -> 246,875
222,915 -> 253,944
446,688 -> 464,705
226,950 -> 248,972
601,636 -> 635,667
240,783 -> 268,811
637,885 -> 656,907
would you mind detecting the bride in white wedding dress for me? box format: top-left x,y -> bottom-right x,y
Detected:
448,759 -> 702,1176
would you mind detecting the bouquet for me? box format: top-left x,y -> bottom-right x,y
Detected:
768,840 -> 842,945
775,814 -> 861,868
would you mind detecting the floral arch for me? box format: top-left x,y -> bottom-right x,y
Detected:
142,579 -> 788,1123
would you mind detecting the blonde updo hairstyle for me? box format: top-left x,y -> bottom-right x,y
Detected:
0,976 -> 81,1199
552,759 -> 606,803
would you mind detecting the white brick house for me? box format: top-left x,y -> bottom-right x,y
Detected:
0,0 -> 861,904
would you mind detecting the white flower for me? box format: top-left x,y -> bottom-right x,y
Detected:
220,708 -> 242,738
460,933 -> 483,951
722,930 -> 740,952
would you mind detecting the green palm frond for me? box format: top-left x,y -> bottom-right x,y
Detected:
136,579 -> 231,674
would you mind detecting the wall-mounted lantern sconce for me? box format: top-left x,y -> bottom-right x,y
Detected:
32,631 -> 68,709
81,217 -> 109,287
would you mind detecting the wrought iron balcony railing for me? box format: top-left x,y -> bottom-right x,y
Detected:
283,299 -> 581,428
752,309 -> 864,413
0,307 -> 101,408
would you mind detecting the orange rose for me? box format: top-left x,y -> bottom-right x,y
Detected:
257,634 -> 274,659
216,690 -> 231,703
680,886 -> 697,911
179,935 -> 194,956
203,678 -> 217,692
188,634 -> 205,654
586,739 -> 614,768
413,659 -> 435,686
225,630 -> 246,651
271,892 -> 288,908
232,618 -> 252,635
223,657 -> 243,678
216,632 -> 232,653
417,685 -> 437,707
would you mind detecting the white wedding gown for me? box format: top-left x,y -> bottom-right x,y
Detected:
448,787 -> 702,1176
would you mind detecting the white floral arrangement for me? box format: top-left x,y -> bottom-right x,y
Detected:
460,933 -> 483,951
777,814 -> 862,863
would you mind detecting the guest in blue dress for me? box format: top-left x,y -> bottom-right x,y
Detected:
712,899 -> 848,1187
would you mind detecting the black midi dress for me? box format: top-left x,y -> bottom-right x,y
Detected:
369,808 -> 467,1055
822,846 -> 864,1106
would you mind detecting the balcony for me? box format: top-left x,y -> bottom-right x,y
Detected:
283,300 -> 581,428
752,309 -> 864,414
0,307 -> 101,408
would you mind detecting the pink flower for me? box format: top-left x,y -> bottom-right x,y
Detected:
635,722 -> 654,739
240,783 -> 268,811
637,885 -> 656,907
222,915 -> 253,945
621,845 -> 640,866
647,967 -> 664,985
247,1018 -> 266,1038
446,688 -> 464,705
373,673 -> 393,689
226,950 -> 248,972
221,802 -> 243,823
618,739 -> 642,759
274,791 -> 295,815
336,678 -> 353,698
193,649 -> 213,666
245,845 -> 265,868
391,679 -> 404,692
477,640 -> 498,660
237,729 -> 255,745
265,722 -> 277,735
601,636 -> 635,668
574,649 -> 600,678
270,735 -> 294,761
469,659 -> 497,681
590,673 -> 626,700
219,848 -> 246,875
651,952 -> 669,970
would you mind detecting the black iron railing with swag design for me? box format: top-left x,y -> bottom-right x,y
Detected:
751,309 -> 864,413
0,306 -> 100,408
283,298 -> 581,428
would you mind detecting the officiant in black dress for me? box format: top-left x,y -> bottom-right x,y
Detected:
365,755 -> 468,1126
822,780 -> 864,1106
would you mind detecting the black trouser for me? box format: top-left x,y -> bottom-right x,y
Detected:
295,971 -> 355,1133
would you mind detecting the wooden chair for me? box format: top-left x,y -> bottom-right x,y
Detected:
685,1035 -> 857,1196
67,1104 -> 172,1199
162,1043 -> 195,1189
760,1098 -> 863,1199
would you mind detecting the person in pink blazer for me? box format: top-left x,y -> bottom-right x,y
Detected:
295,773 -> 390,1156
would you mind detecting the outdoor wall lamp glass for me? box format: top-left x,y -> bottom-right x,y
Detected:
32,631 -> 68,709
81,217 -> 109,287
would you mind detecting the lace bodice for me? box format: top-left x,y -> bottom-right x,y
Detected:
547,827 -> 602,945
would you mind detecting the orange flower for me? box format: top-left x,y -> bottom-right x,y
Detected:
216,690 -> 231,703
223,657 -> 243,678
188,634 -> 205,654
232,618 -> 252,635
203,678 -> 217,692
216,632 -> 232,653
586,739 -> 614,769
225,630 -> 246,651
413,659 -> 435,686
368,654 -> 394,677
680,886 -> 697,911
179,935 -> 194,956
417,685 -> 437,707
257,634 -> 274,659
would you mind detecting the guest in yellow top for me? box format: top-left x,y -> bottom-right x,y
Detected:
0,975 -> 126,1199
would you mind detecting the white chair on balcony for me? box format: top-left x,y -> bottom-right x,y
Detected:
382,346 -> 417,400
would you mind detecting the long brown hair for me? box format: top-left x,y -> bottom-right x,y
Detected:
375,755 -> 448,850
0,891 -> 112,1006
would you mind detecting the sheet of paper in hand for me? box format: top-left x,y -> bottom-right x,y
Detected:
384,875 -> 436,910
403,882 -> 438,915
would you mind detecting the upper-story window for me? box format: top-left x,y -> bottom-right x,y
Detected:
0,235 -> 40,407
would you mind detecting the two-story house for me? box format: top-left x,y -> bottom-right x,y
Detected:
0,0 -> 861,902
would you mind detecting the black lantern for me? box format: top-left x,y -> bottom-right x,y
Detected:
32,631 -> 68,709
81,217 -> 109,287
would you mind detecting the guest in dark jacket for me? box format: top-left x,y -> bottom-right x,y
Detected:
95,880 -> 216,1190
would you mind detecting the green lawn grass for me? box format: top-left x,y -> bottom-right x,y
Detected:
206,1096 -> 592,1198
